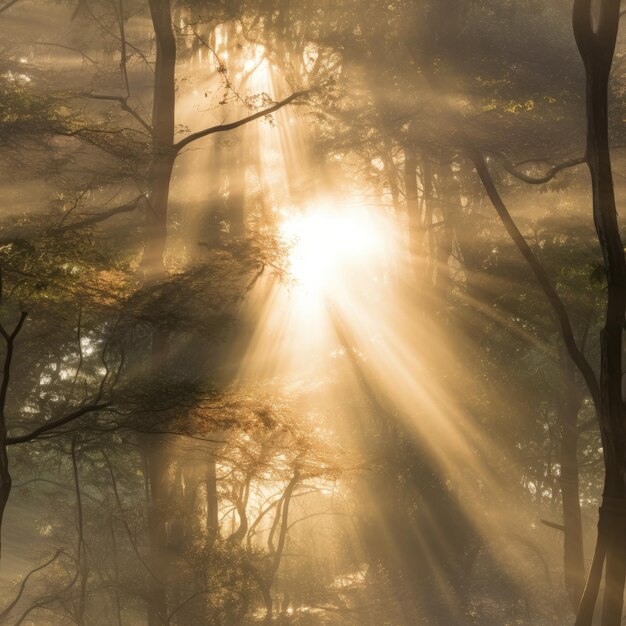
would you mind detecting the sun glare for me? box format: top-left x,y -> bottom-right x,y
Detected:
280,208 -> 384,295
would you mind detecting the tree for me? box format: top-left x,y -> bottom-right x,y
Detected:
572,1 -> 626,624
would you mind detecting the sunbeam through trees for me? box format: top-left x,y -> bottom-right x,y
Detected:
0,1 -> 625,625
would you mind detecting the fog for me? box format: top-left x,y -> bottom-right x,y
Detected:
0,1 -> 624,625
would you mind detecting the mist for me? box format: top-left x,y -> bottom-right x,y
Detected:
0,0 -> 624,625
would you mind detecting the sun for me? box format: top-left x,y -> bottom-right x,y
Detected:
280,207 -> 383,295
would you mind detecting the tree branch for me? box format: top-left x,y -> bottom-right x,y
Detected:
491,152 -> 586,185
7,402 -> 113,445
80,93 -> 152,133
0,550 -> 63,620
0,0 -> 19,14
468,147 -> 601,413
52,195 -> 145,233
0,312 -> 27,419
540,518 -> 565,532
270,471 -> 299,578
173,91 -> 309,152
33,42 -> 97,65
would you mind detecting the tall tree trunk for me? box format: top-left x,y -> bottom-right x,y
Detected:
0,311 -> 26,559
71,438 -> 88,626
145,330 -> 171,626
434,164 -> 459,307
143,3 -> 176,623
404,143 -> 421,273
572,2 -> 626,625
404,140 -> 432,299
206,456 -> 219,543
143,0 -> 176,279
0,439 -> 10,561
228,142 -> 246,237
558,348 -> 585,608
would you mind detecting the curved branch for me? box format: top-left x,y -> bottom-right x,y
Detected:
493,153 -> 586,184
0,312 -> 27,417
270,471 -> 300,578
0,550 -> 62,620
7,402 -> 113,445
173,91 -> 309,152
52,195 -> 145,234
468,147 -> 601,413
33,42 -> 97,65
79,94 -> 152,133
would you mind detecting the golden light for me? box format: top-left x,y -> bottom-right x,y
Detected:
280,207 -> 384,296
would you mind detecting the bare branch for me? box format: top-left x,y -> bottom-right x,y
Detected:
52,195 -> 145,234
114,0 -> 131,99
540,518 -> 565,532
102,451 -> 190,590
33,42 -> 97,65
0,312 -> 27,419
490,152 -> 586,185
0,0 -> 19,14
82,1 -> 152,69
467,146 -> 601,413
0,550 -> 63,620
270,471 -> 299,577
7,402 -> 113,445
174,91 -> 309,152
79,93 -> 152,133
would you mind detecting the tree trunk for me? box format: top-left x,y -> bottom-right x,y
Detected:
206,456 -> 219,543
572,2 -> 626,625
228,143 -> 246,237
143,3 -> 176,623
144,153 -> 175,277
558,348 -> 585,608
404,143 -> 421,274
434,164 -> 459,307
145,436 -> 170,626
0,313 -> 26,559
143,0 -> 176,279
145,328 -> 171,626
0,443 -> 10,559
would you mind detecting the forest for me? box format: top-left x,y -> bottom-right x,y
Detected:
1,0 -> 626,624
